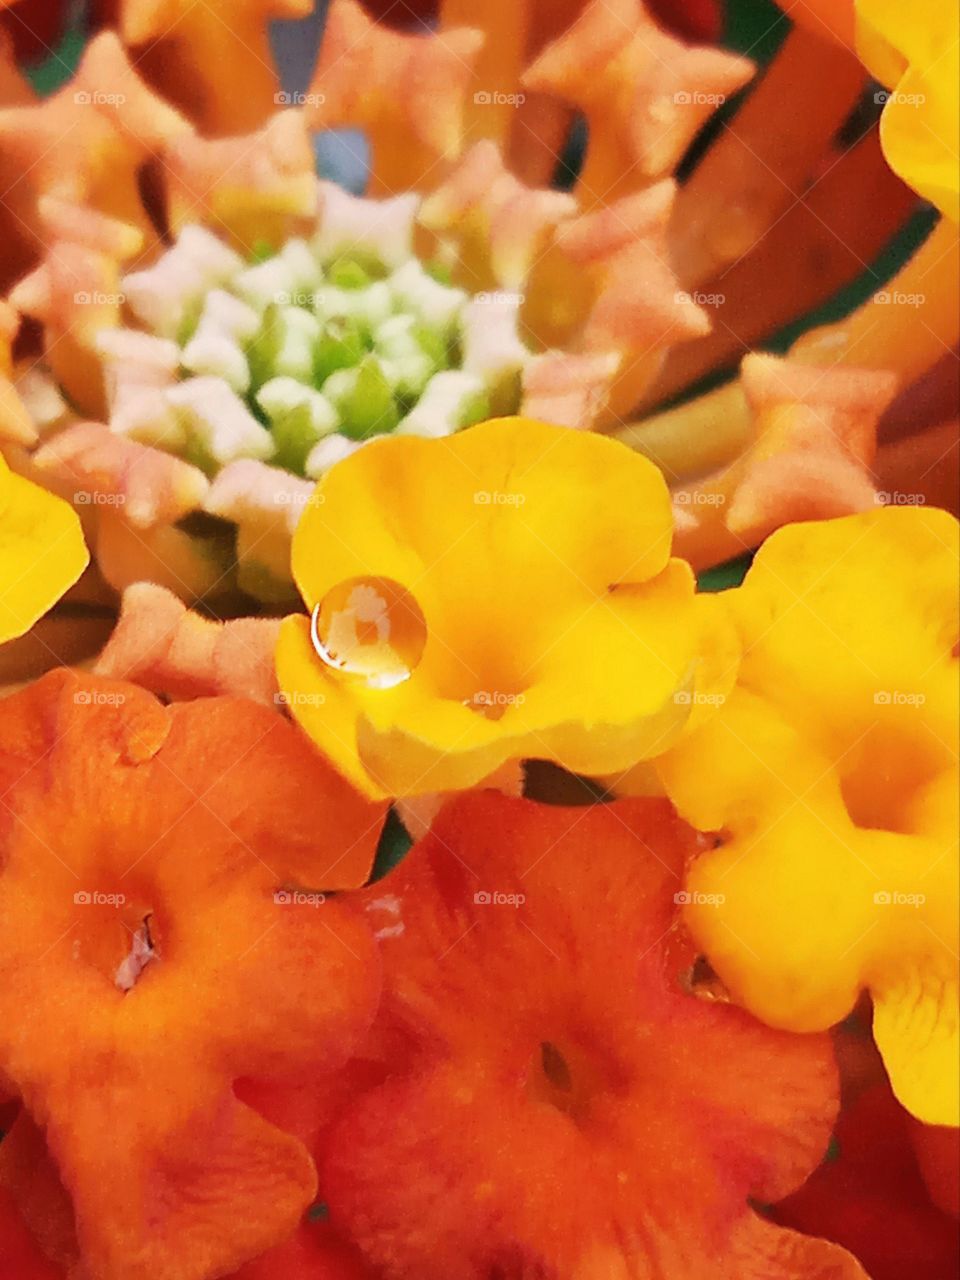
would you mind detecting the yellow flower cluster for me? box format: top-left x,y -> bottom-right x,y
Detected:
279,418 -> 959,1128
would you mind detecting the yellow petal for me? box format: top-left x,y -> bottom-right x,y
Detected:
280,418 -> 708,796
292,418 -> 674,615
730,505 -> 959,770
857,0 -> 960,221
0,456 -> 88,643
872,959 -> 959,1126
276,613 -> 391,800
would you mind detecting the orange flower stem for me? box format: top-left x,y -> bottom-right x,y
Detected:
645,129 -> 917,407
576,125 -> 641,211
670,26 -> 865,288
792,217 -> 960,379
508,94 -> 574,188
612,380 -> 752,483
440,0 -> 531,149
365,119 -> 447,197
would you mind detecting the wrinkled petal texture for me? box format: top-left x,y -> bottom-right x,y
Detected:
656,507 -> 960,1125
278,417 -> 712,797
0,455 -> 88,643
0,669 -> 384,1280
321,792 -> 861,1280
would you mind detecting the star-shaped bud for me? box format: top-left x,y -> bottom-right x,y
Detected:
670,354 -> 901,567
122,225 -> 244,340
524,0 -> 754,203
163,110 -> 318,253
0,33 -> 189,273
71,29 -> 192,152
557,180 -> 707,345
306,0 -> 484,194
96,581 -> 282,705
32,422 -> 209,530
548,181 -> 710,416
460,293 -> 530,384
316,183 -> 419,272
521,350 -> 622,428
419,140 -> 578,291
9,199 -> 145,416
95,328 -> 182,450
118,0 -> 312,134
727,353 -> 899,540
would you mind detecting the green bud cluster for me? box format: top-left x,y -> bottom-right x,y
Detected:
187,245 -> 504,477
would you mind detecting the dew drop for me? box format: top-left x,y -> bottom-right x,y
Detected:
311,576 -> 427,690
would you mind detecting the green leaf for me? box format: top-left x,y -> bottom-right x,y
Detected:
371,808 -> 414,882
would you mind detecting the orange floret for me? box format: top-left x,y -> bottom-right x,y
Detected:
321,792 -> 864,1279
0,670 -> 385,1280
0,1102 -> 376,1280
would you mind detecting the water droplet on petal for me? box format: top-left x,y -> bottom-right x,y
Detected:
311,576 -> 427,690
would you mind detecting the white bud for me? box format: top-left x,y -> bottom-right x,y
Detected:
304,432 -> 363,479
165,376 -> 275,465
389,260 -> 467,335
314,182 -> 419,271
397,370 -> 488,439
461,294 -> 529,382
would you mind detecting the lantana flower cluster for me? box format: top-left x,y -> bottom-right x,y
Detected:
0,0 -> 957,1278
